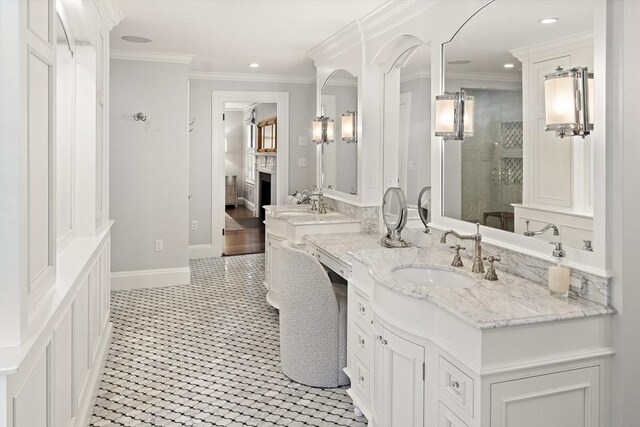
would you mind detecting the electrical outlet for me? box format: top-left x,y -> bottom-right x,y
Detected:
191,220 -> 198,231
408,161 -> 413,171
367,175 -> 375,189
155,239 -> 163,252
298,157 -> 307,167
298,136 -> 308,146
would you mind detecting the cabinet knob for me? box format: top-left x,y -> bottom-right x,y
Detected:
376,335 -> 382,341
359,338 -> 365,345
381,339 -> 388,345
450,380 -> 460,389
359,376 -> 365,382
359,306 -> 366,313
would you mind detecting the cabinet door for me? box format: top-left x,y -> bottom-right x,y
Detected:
490,366 -> 600,427
374,324 -> 425,427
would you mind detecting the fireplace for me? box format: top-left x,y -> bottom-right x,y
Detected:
259,172 -> 272,221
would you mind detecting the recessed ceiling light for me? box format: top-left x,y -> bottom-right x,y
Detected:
121,35 -> 152,43
539,18 -> 559,24
448,60 -> 471,65
249,63 -> 260,68
504,63 -> 515,69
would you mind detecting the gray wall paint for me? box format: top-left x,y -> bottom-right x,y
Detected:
110,60 -> 190,272
189,80 -> 316,245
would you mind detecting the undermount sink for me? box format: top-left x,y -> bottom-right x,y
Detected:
391,266 -> 477,289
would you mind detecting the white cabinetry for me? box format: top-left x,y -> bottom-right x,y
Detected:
346,259 -> 611,427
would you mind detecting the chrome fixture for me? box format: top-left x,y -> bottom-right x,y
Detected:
583,240 -> 593,252
483,256 -> 501,281
524,220 -> 559,237
550,242 -> 566,258
133,112 -> 147,121
341,111 -> 357,143
298,189 -> 312,205
310,186 -> 322,211
544,66 -> 594,138
434,90 -> 474,141
418,187 -> 430,234
312,107 -> 334,144
449,244 -> 465,267
318,199 -> 327,214
440,223 -> 484,273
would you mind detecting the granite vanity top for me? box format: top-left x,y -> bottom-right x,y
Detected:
304,232 -> 384,265
352,246 -> 615,330
264,205 -> 361,226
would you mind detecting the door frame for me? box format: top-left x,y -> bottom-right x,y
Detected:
211,91 -> 289,257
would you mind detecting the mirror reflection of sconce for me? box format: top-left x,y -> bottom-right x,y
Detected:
543,66 -> 594,138
434,91 -> 474,140
313,107 -> 334,144
341,111 -> 357,143
133,112 -> 147,122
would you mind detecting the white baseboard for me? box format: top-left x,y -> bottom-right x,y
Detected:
111,267 -> 191,291
76,322 -> 112,427
241,197 -> 255,212
189,244 -> 216,259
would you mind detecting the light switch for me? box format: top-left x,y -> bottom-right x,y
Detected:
298,136 -> 308,146
155,239 -> 164,252
191,220 -> 198,230
298,158 -> 307,167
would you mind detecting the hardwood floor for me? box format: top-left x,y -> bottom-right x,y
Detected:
224,205 -> 265,256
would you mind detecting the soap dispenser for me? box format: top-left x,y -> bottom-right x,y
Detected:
548,242 -> 570,297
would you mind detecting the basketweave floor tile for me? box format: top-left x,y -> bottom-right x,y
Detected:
90,254 -> 367,427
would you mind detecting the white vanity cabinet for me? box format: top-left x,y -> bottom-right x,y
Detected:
346,257 -> 611,427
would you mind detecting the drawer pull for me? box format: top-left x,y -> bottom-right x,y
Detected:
359,306 -> 366,313
359,338 -> 365,346
450,380 -> 460,390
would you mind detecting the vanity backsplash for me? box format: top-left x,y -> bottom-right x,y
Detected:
324,197 -> 379,233
428,228 -> 611,307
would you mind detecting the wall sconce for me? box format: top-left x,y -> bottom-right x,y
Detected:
312,108 -> 334,144
544,66 -> 594,138
434,91 -> 474,140
341,111 -> 357,143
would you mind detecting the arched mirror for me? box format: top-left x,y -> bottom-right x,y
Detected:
441,0 -> 596,252
319,69 -> 358,196
383,42 -> 431,213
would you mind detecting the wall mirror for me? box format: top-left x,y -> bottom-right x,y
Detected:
383,42 -> 431,217
257,116 -> 277,152
441,0 -> 597,252
320,69 -> 358,195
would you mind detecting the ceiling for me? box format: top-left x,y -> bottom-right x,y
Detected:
111,0 -> 388,77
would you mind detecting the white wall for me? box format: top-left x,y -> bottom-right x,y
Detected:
110,60 -> 190,272
189,79 -> 316,246
224,110 -> 244,199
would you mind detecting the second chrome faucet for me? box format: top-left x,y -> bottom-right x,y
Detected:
440,223 -> 485,273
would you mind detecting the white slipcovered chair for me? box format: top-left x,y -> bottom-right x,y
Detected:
278,240 -> 349,387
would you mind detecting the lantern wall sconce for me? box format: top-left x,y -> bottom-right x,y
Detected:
434,91 -> 474,141
543,66 -> 594,138
312,107 -> 334,144
341,111 -> 357,143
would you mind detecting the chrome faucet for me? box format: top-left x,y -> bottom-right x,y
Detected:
311,186 -> 327,214
524,220 -> 559,237
440,223 -> 485,273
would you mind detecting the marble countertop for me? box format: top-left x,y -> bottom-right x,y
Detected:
304,232 -> 384,265
264,205 -> 360,226
347,245 -> 616,330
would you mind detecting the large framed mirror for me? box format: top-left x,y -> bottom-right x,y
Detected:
383,41 -> 432,223
319,69 -> 358,195
257,116 -> 277,152
440,0 -> 598,253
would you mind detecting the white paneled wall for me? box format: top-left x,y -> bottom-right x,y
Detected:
0,1 -> 121,426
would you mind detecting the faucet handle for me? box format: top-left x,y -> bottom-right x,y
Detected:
550,242 -> 565,258
482,256 -> 501,281
449,245 -> 464,267
450,244 -> 466,252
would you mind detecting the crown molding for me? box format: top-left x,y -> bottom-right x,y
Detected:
92,0 -> 123,30
510,31 -> 594,62
306,21 -> 362,65
445,70 -> 522,83
110,50 -> 195,64
188,71 -> 315,85
359,0 -> 439,42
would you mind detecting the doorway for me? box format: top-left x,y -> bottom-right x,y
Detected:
211,91 -> 289,257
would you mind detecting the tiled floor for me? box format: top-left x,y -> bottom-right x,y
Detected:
90,254 -> 366,427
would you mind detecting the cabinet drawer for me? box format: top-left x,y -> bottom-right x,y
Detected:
351,323 -> 371,363
438,402 -> 469,427
352,355 -> 370,398
439,356 -> 474,418
352,290 -> 372,328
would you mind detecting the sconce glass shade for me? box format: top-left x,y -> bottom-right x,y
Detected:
434,91 -> 474,140
341,111 -> 357,143
544,66 -> 594,138
312,116 -> 334,144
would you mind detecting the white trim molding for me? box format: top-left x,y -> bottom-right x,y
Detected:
110,50 -> 195,65
111,267 -> 191,291
189,71 -> 314,85
92,0 -> 123,30
189,244 -> 215,259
